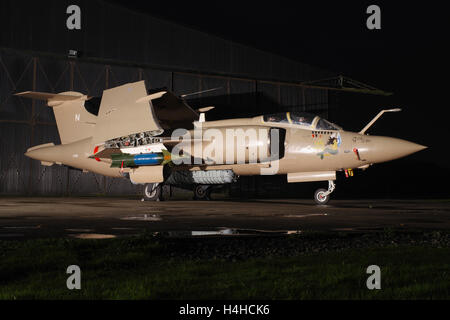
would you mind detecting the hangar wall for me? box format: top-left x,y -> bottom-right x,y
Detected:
0,0 -> 332,83
0,48 -> 331,196
0,0 -> 335,196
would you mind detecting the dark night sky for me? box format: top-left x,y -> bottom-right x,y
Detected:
106,0 -> 449,170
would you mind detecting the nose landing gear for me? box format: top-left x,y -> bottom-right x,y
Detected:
314,180 -> 335,205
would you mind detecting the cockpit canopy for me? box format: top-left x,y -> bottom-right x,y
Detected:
263,112 -> 342,130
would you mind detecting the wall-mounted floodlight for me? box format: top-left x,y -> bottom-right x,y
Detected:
68,50 -> 79,59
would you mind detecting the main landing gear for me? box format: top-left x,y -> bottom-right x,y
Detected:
193,184 -> 212,200
143,183 -> 162,201
314,180 -> 335,205
142,183 -> 214,201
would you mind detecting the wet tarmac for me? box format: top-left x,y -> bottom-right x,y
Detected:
0,197 -> 449,239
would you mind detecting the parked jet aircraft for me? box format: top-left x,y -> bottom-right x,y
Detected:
15,80 -> 426,204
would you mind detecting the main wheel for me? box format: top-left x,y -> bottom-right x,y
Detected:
143,183 -> 162,201
314,188 -> 330,205
193,185 -> 211,200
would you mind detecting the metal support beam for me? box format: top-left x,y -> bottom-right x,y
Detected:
28,57 -> 37,195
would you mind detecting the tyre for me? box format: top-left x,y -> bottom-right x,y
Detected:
143,183 -> 161,201
314,188 -> 330,205
193,184 -> 211,200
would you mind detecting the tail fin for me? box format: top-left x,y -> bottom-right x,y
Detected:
15,91 -> 97,144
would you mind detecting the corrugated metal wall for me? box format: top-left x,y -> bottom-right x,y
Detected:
0,0 -> 333,83
0,0 -> 334,196
0,48 -> 330,196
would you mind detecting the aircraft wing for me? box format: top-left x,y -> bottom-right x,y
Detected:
14,91 -> 88,106
92,81 -> 163,145
15,91 -> 82,101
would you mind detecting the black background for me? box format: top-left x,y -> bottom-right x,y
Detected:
106,0 -> 450,198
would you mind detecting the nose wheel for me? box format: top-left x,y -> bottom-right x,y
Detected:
314,180 -> 335,205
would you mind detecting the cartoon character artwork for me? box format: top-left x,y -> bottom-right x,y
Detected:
315,132 -> 342,159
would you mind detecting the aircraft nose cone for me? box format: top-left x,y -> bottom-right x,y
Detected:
362,136 -> 427,163
387,139 -> 427,159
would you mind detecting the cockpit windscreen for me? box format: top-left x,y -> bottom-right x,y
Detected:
263,112 -> 341,130
315,118 -> 341,130
263,113 -> 289,123
289,112 -> 315,126
263,112 -> 315,127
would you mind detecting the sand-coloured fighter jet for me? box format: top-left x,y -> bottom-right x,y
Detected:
15,81 -> 426,204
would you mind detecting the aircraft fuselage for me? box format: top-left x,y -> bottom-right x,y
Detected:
25,116 -> 425,179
